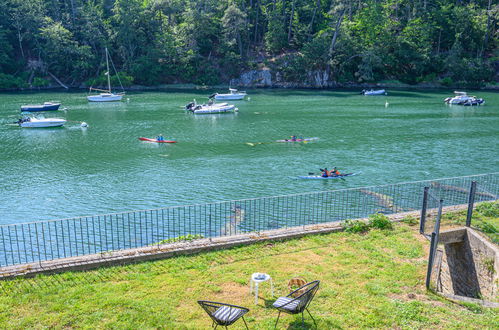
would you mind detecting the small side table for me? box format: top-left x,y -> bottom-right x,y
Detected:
249,273 -> 274,305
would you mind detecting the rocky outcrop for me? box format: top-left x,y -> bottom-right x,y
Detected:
230,69 -> 273,87
230,69 -> 337,88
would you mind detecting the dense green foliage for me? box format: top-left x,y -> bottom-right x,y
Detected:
0,0 -> 497,88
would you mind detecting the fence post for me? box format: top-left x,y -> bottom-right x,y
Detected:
209,213 -> 212,242
426,199 -> 443,290
426,232 -> 437,290
466,181 -> 477,227
420,186 -> 429,234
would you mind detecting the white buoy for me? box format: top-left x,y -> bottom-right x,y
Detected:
247,97 -> 251,101
80,122 -> 88,128
385,101 -> 389,108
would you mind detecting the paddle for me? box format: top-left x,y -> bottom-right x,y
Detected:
245,141 -> 274,147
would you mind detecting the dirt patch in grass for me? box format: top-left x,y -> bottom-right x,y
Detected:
216,282 -> 249,301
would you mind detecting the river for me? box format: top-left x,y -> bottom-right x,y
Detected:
0,89 -> 497,224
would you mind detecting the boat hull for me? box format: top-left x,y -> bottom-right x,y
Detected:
21,103 -> 61,112
298,173 -> 357,180
214,94 -> 246,100
363,90 -> 386,95
19,118 -> 66,128
87,94 -> 123,102
276,137 -> 318,143
192,105 -> 236,114
138,137 -> 176,143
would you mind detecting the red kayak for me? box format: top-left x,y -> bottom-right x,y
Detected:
138,137 -> 177,143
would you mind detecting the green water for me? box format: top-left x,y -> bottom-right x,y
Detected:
0,89 -> 498,224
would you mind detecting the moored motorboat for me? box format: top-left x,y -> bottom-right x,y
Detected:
185,100 -> 237,114
138,137 -> 177,143
20,102 -> 61,112
18,116 -> 66,128
211,88 -> 247,100
361,89 -> 386,95
444,91 -> 484,105
298,173 -> 358,179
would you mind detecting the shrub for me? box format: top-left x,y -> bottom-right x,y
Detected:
85,72 -> 134,88
475,202 -> 499,217
439,77 -> 453,86
344,220 -> 370,233
401,216 -> 418,226
32,77 -> 50,87
0,73 -> 27,89
368,213 -> 393,230
152,234 -> 204,245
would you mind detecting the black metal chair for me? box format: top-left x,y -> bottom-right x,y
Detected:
272,280 -> 320,329
198,300 -> 249,329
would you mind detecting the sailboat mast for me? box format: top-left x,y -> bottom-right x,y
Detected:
105,47 -> 111,93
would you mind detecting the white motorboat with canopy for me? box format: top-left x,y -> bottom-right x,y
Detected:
210,88 -> 247,100
185,100 -> 237,114
87,48 -> 125,102
444,91 -> 484,105
18,116 -> 66,128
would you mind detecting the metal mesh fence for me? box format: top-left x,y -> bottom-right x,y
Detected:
0,173 -> 497,267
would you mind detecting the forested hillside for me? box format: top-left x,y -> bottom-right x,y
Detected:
0,0 -> 497,89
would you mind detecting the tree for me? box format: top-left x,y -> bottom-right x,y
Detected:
39,18 -> 94,81
8,0 -> 46,59
222,4 -> 248,57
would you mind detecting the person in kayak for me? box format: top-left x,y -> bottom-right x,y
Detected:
321,168 -> 330,177
291,136 -> 297,141
156,134 -> 164,141
332,167 -> 341,176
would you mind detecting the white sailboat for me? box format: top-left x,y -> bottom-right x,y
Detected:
87,48 -> 125,102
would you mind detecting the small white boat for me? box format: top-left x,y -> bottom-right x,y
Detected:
444,91 -> 484,105
87,93 -> 124,102
211,88 -> 247,100
361,89 -> 387,95
18,116 -> 66,128
185,100 -> 237,114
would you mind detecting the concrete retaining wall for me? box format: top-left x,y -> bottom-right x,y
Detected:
434,227 -> 498,306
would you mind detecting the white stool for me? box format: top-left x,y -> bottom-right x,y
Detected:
249,273 -> 274,305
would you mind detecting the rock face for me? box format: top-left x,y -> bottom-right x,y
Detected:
230,69 -> 337,88
230,70 -> 273,87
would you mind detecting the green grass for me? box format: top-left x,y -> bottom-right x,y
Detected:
0,211 -> 497,329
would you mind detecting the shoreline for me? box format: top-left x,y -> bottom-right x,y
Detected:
0,83 -> 498,93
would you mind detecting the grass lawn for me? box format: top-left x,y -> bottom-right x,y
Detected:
0,205 -> 497,329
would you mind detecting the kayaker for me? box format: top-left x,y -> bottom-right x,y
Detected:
156,135 -> 164,141
291,136 -> 297,141
321,168 -> 329,177
332,167 -> 340,176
